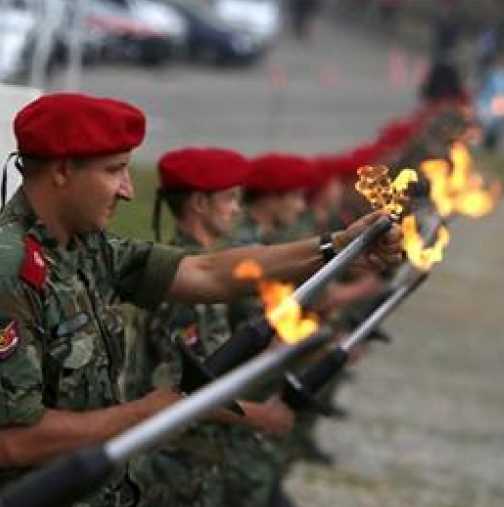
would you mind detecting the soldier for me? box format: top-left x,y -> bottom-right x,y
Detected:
233,153 -> 386,489
129,147 -> 295,507
0,93 -> 402,507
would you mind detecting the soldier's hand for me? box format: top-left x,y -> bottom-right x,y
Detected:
315,274 -> 384,316
256,397 -> 295,436
239,397 -> 295,436
333,210 -> 403,273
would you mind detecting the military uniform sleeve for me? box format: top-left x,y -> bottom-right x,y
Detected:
0,277 -> 45,427
103,235 -> 186,310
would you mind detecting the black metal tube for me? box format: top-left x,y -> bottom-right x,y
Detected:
282,270 -> 428,411
180,215 -> 394,392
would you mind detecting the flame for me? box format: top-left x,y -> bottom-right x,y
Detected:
421,142 -> 501,218
402,215 -> 450,271
355,165 -> 417,215
233,260 -> 319,344
233,259 -> 264,280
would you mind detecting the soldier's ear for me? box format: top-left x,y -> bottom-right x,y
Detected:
190,192 -> 209,214
50,159 -> 70,188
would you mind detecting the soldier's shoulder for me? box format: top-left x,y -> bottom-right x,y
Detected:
0,219 -> 26,278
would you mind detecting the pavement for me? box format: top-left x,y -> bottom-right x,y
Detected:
49,17 -> 504,507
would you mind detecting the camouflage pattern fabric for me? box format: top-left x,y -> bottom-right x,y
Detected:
128,226 -> 281,507
0,190 -> 185,507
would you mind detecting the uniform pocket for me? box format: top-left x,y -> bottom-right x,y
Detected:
46,329 -> 96,410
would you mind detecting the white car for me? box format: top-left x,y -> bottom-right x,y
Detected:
0,3 -> 37,81
85,0 -> 188,64
128,0 -> 188,48
212,0 -> 281,47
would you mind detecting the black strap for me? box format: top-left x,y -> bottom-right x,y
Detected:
319,232 -> 336,263
1,152 -> 18,213
152,188 -> 164,242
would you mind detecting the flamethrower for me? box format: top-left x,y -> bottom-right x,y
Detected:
179,164 -> 417,399
282,266 -> 428,414
179,212 -> 395,399
0,327 -> 332,507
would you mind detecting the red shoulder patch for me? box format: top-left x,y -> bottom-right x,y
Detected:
182,324 -> 200,348
0,321 -> 20,360
20,235 -> 47,291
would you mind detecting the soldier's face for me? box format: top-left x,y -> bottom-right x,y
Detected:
62,152 -> 134,233
317,177 -> 343,211
275,190 -> 306,226
202,187 -> 242,237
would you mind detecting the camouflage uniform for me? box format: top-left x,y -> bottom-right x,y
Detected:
128,227 -> 281,507
0,190 -> 185,507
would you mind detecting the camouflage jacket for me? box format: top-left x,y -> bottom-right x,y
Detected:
128,227 -> 280,507
0,190 -> 184,507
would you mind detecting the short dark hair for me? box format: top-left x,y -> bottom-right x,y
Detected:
160,189 -> 193,219
17,154 -> 92,178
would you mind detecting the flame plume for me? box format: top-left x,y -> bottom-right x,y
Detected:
233,260 -> 319,344
401,215 -> 450,271
355,165 -> 418,216
421,142 -> 501,218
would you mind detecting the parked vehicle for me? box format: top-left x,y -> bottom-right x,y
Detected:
166,0 -> 264,65
85,0 -> 188,65
211,0 -> 281,48
0,0 -> 66,82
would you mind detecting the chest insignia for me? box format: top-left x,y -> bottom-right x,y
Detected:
182,324 -> 200,348
0,321 -> 20,360
20,235 -> 47,291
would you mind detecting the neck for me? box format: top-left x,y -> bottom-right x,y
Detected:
177,215 -> 217,248
23,183 -> 72,247
249,205 -> 276,237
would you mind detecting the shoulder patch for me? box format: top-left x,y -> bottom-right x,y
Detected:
0,320 -> 20,360
182,324 -> 200,348
20,235 -> 47,291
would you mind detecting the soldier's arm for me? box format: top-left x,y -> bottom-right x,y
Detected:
169,211 -> 403,303
0,389 -> 181,467
0,389 -> 293,468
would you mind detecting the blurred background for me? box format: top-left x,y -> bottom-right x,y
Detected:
1,1 -> 504,506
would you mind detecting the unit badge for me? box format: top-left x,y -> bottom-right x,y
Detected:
0,321 -> 20,360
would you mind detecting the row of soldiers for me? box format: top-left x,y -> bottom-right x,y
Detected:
124,149 -> 383,507
0,91 -> 469,507
121,93 -> 472,507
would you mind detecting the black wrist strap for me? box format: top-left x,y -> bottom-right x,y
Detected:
319,232 -> 336,263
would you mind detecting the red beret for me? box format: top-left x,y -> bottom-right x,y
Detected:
14,93 -> 146,158
349,142 -> 389,168
377,120 -> 417,149
314,154 -> 358,181
158,147 -> 250,191
246,153 -> 318,192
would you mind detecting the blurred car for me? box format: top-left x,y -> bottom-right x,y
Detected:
166,0 -> 264,65
85,0 -> 187,65
211,0 -> 281,48
0,0 -> 67,82
0,1 -> 37,81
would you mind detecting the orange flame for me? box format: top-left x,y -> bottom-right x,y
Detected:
233,260 -> 319,344
355,165 -> 417,215
402,215 -> 450,271
421,142 -> 501,218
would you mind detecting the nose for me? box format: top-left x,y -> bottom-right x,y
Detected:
232,198 -> 242,217
118,169 -> 134,201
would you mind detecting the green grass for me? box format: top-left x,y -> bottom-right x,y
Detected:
110,166 -> 174,241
